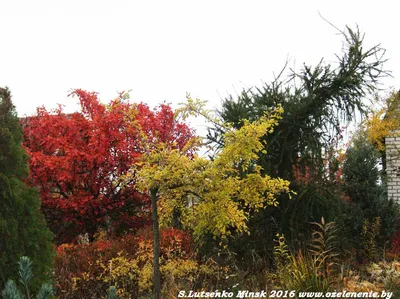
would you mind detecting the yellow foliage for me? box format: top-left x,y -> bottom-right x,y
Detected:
161,257 -> 228,297
80,241 -> 224,297
161,259 -> 198,280
98,255 -> 139,298
138,261 -> 153,293
366,91 -> 400,151
121,97 -> 291,242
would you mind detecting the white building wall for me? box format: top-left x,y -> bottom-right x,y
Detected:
385,136 -> 400,202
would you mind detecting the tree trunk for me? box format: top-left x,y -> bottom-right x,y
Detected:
151,187 -> 161,299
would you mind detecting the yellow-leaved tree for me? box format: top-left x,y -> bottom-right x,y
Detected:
121,96 -> 291,299
366,91 -> 400,151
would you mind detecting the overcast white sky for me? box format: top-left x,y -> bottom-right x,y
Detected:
1,1 -> 399,134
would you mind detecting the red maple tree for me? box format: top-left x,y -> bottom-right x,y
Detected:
23,89 -> 194,243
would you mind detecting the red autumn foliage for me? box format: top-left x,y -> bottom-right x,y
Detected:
23,89 -> 194,243
292,163 -> 312,186
136,226 -> 193,259
389,228 -> 400,256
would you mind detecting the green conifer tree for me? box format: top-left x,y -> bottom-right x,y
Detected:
207,26 -> 389,256
342,130 -> 398,251
0,87 -> 54,292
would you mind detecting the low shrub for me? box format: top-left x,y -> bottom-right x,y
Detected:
55,226 -> 222,298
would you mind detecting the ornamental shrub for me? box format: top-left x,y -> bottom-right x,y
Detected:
55,227 -> 221,298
